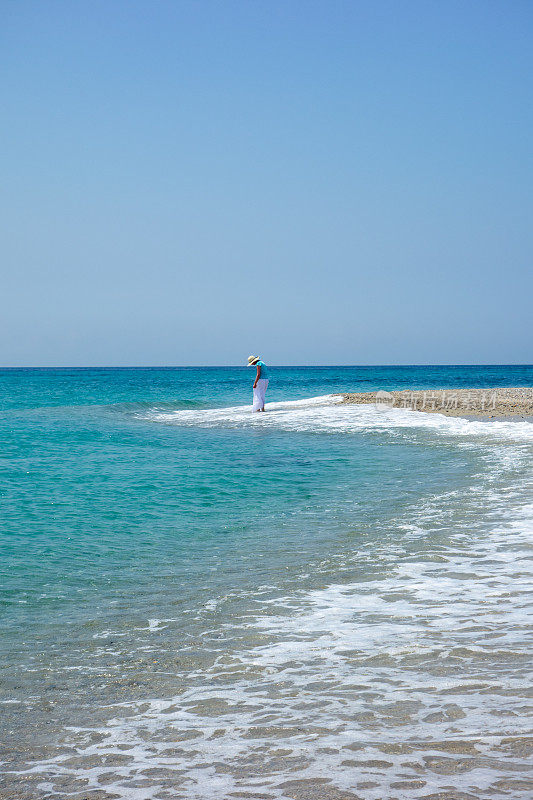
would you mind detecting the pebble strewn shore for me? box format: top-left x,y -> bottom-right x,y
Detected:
340,387 -> 533,418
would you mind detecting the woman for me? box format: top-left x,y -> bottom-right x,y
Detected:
247,355 -> 269,412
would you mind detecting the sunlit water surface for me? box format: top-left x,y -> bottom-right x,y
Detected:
1,366 -> 532,800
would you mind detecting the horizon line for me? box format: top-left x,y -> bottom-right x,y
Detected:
1,363 -> 532,370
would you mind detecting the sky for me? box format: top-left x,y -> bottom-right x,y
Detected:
1,0 -> 532,366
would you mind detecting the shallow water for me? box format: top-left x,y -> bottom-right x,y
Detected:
1,366 -> 532,799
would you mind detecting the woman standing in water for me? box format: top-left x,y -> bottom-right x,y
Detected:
247,355 -> 269,412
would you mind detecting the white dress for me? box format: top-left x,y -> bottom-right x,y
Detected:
252,379 -> 269,411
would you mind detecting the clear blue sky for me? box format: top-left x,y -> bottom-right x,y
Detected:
1,0 -> 532,366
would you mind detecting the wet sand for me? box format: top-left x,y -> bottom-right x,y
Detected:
340,387 -> 533,419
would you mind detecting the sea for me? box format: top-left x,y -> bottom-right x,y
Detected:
1,365 -> 532,800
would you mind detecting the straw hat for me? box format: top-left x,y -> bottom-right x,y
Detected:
247,355 -> 260,366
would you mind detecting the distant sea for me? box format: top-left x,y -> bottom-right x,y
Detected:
1,365 -> 532,800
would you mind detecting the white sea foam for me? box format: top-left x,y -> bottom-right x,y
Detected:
134,618 -> 178,632
141,393 -> 533,443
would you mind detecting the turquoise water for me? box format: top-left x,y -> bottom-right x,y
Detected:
1,366 -> 532,799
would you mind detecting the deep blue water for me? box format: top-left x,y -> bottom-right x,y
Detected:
2,363 -> 532,410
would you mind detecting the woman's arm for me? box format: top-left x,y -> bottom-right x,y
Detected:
253,364 -> 261,388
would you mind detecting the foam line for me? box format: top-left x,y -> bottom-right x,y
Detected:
138,394 -> 533,442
